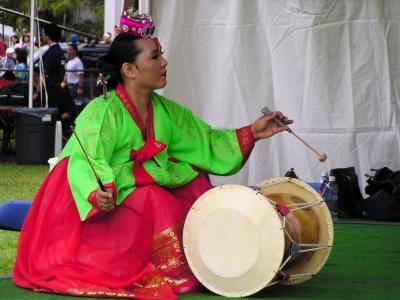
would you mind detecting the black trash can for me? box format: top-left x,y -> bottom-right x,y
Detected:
13,107 -> 58,164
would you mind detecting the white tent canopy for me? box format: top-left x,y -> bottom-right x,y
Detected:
149,0 -> 400,191
0,24 -> 16,41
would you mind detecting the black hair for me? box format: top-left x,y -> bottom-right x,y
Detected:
15,47 -> 27,65
43,23 -> 62,42
22,34 -> 30,43
69,43 -> 78,53
97,33 -> 142,89
2,70 -> 16,81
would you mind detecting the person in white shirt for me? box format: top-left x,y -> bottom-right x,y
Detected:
0,48 -> 16,77
63,43 -> 84,99
100,32 -> 112,44
10,35 -> 20,50
18,28 -> 28,46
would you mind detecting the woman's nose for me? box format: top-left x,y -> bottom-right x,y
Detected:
161,56 -> 168,68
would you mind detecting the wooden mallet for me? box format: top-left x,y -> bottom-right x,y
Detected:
70,125 -> 107,191
261,106 -> 327,162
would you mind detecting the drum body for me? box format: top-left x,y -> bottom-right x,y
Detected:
183,177 -> 333,297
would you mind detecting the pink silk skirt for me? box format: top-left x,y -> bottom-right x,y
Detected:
13,157 -> 213,299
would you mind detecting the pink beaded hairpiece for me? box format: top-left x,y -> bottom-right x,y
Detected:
99,7 -> 160,98
115,8 -> 155,38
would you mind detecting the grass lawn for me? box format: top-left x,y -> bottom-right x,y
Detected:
0,161 -> 48,276
1,152 -> 400,299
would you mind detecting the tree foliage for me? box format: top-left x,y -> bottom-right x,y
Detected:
37,0 -> 79,17
0,0 -> 103,38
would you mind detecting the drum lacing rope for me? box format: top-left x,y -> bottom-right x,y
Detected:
283,201 -> 324,211
267,272 -> 314,287
281,213 -> 331,254
263,198 -> 332,286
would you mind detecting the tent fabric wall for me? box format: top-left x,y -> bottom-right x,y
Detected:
152,0 -> 400,191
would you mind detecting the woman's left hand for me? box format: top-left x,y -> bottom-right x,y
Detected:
251,111 -> 293,140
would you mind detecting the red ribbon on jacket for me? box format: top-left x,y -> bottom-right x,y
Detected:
130,139 -> 166,186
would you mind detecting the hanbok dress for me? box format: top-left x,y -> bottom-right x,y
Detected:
13,83 -> 255,299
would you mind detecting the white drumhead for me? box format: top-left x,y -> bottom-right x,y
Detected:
183,185 -> 285,297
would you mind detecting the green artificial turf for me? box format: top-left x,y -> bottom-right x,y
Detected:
0,162 -> 48,275
0,223 -> 399,299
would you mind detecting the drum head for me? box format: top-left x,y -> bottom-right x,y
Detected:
258,177 -> 334,285
183,185 -> 285,297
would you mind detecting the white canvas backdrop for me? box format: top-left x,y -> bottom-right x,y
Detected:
152,0 -> 400,191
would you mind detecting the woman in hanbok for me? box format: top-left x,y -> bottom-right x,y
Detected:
13,13 -> 292,300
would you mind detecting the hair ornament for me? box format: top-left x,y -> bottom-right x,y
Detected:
116,7 -> 155,38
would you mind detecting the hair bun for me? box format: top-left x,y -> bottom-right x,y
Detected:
97,54 -> 121,90
97,54 -> 114,71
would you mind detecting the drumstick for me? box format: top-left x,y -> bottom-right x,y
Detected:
261,106 -> 327,162
70,125 -> 107,191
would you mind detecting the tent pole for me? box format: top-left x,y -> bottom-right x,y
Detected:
139,0 -> 151,14
28,0 -> 36,108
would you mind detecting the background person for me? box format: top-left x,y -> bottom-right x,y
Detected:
18,27 -> 29,46
14,47 -> 28,82
41,23 -> 74,135
100,32 -> 112,44
10,35 -> 20,49
0,70 -> 16,88
63,43 -> 84,99
0,34 -> 7,57
21,34 -> 32,53
0,48 -> 16,77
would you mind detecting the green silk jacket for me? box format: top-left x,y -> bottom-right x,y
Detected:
58,84 -> 254,221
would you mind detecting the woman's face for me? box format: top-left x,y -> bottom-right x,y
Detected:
23,35 -> 30,43
133,38 -> 168,90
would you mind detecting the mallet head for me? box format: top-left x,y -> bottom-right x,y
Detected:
319,153 -> 328,162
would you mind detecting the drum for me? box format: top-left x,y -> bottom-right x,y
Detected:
183,177 -> 334,297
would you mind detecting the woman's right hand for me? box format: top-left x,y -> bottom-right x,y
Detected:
96,188 -> 115,212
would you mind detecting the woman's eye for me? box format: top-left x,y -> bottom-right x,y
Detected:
152,51 -> 165,59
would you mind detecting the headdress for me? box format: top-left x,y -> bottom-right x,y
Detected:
115,7 -> 155,38
99,6 -> 159,97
